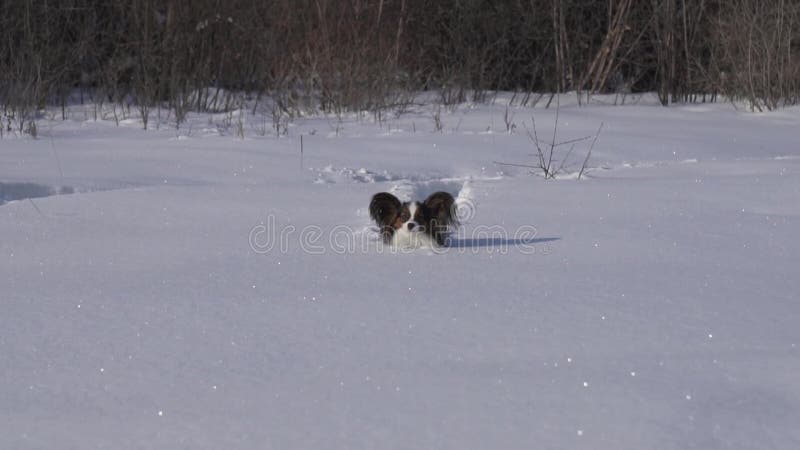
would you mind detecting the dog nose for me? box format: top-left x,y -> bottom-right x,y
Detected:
407,222 -> 416,230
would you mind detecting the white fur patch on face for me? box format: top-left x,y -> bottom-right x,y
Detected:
408,202 -> 418,219
404,201 -> 420,230
389,225 -> 436,249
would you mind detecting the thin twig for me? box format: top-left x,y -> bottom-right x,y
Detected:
556,143 -> 577,174
529,134 -> 592,149
492,161 -> 539,169
548,95 -> 560,178
553,135 -> 593,147
523,118 -> 546,175
578,122 -> 604,180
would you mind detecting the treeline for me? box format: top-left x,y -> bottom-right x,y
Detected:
1,0 -> 798,128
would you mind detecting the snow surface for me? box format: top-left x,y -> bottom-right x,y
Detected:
2,94 -> 799,449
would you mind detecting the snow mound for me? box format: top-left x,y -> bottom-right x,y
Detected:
0,182 -> 74,205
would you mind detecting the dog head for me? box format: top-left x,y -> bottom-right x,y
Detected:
369,191 -> 457,246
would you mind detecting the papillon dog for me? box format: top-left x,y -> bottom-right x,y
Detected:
369,191 -> 457,248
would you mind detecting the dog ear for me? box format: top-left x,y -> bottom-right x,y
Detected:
369,192 -> 401,227
423,191 -> 457,228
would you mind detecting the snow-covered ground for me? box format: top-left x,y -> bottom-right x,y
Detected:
2,94 -> 799,449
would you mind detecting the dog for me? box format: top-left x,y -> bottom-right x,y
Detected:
369,191 -> 457,248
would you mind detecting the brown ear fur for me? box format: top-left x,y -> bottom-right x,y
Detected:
423,191 -> 457,245
369,192 -> 402,241
424,192 -> 456,226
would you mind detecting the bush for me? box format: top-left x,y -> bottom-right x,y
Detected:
1,0 -> 797,129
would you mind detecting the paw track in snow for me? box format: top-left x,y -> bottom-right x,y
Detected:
312,166 -> 408,184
